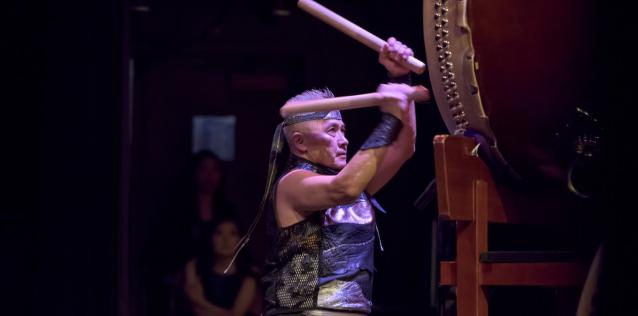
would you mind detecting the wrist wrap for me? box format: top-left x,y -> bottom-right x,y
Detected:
360,113 -> 403,150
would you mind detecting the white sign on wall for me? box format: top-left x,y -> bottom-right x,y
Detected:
192,115 -> 236,161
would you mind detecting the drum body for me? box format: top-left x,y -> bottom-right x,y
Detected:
423,0 -> 598,186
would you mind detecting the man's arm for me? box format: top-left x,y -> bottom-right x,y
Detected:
366,37 -> 425,195
278,143 -> 393,213
277,90 -> 408,226
366,98 -> 416,195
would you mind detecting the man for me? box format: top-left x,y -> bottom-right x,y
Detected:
257,38 -> 427,316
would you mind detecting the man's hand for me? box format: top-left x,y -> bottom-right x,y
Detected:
379,37 -> 413,77
377,83 -> 412,119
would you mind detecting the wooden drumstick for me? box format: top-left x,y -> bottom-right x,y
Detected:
280,85 -> 430,118
297,0 -> 426,75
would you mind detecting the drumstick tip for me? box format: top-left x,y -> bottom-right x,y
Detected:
279,105 -> 290,119
411,85 -> 431,102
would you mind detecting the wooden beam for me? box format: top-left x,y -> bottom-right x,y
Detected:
480,262 -> 587,286
439,261 -> 588,287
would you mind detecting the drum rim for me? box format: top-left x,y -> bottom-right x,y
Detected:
422,0 -> 520,180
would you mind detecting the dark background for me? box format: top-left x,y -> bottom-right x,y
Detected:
7,0 -> 636,315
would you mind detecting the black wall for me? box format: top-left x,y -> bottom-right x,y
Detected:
35,0 -> 127,315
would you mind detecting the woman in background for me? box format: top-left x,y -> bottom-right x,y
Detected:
181,216 -> 261,316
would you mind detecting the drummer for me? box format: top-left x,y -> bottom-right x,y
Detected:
259,38 -> 430,316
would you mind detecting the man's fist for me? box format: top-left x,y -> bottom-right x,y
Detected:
379,37 -> 414,77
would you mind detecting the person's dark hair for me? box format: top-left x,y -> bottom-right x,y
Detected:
192,149 -> 222,171
190,149 -> 234,219
195,215 -> 254,278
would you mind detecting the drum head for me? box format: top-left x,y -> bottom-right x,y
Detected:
423,0 -> 598,186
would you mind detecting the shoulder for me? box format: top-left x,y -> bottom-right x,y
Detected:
184,258 -> 199,277
277,169 -> 319,191
279,168 -> 318,181
185,258 -> 197,269
183,259 -> 201,284
240,274 -> 257,289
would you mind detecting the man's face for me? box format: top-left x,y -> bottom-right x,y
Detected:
304,119 -> 349,170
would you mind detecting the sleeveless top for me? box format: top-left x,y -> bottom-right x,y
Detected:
262,156 -> 376,315
201,270 -> 244,309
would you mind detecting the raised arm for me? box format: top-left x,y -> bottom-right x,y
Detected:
278,144 -> 393,212
276,88 -> 410,226
366,37 -> 427,195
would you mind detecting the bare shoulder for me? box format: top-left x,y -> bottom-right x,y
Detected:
275,169 -> 319,226
183,259 -> 200,286
185,258 -> 197,271
241,274 -> 257,287
277,169 -> 316,192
